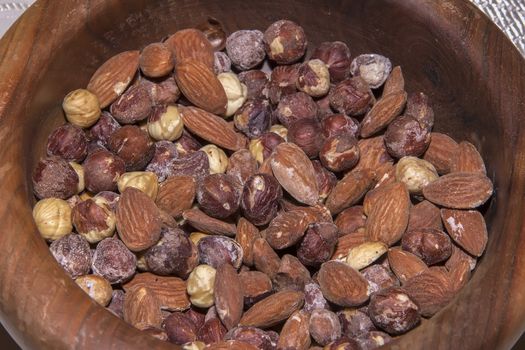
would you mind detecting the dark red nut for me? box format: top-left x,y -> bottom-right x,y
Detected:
234,99 -> 272,139
47,124 -> 88,162
174,131 -> 203,156
312,160 -> 337,200
324,338 -> 361,350
288,119 -> 324,158
267,64 -> 299,105
319,134 -> 360,172
263,20 -> 307,64
91,237 -> 136,284
226,30 -> 266,70
405,92 -> 434,131
329,77 -> 374,116
350,54 -> 392,89
197,236 -> 243,269
145,141 -> 180,182
197,174 -> 241,219
110,84 -> 153,124
297,222 -> 339,267
334,206 -> 366,236
275,92 -> 318,128
163,312 -> 198,345
89,112 -> 121,148
337,309 -> 376,338
309,309 -> 342,346
317,93 -> 335,119
196,16 -> 227,51
49,233 -> 91,278
86,141 -> 106,156
226,150 -> 258,186
185,307 -> 206,331
368,287 -> 420,335
361,265 -> 400,294
32,156 -> 78,199
213,51 -> 232,74
198,317 -> 227,345
140,76 -> 181,106
401,228 -> 452,265
356,331 -> 393,350
94,191 -> 120,211
311,41 -> 352,83
297,59 -> 331,97
72,198 -> 115,244
384,115 -> 431,159
107,289 -> 125,319
83,149 -> 125,193
167,150 -> 210,180
239,270 -> 273,308
303,282 -> 330,313
139,42 -> 174,78
225,326 -> 275,350
238,70 -> 269,100
108,125 -> 155,171
273,254 -> 311,292
241,174 -> 282,226
144,228 -> 199,278
321,114 -> 360,139
259,132 -> 285,160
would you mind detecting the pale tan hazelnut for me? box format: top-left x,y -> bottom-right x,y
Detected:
217,72 -> 248,117
117,171 -> 159,200
249,138 -> 264,164
74,196 -> 116,243
75,274 -> 113,306
200,144 -> 229,174
189,232 -> 209,245
396,156 -> 439,195
270,124 -> 288,141
62,89 -> 101,128
147,105 -> 184,141
187,264 -> 216,308
182,342 -> 206,350
136,252 -> 149,272
297,59 -> 331,97
69,162 -> 85,194
33,198 -> 72,241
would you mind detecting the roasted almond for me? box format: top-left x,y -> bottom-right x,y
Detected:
448,259 -> 471,293
156,176 -> 196,218
176,61 -> 227,115
387,247 -> 429,284
422,172 -> 493,209
354,136 -> 394,173
331,231 -> 368,260
445,244 -> 477,272
423,133 -> 460,175
239,290 -> 304,328
205,340 -> 258,350
318,260 -> 370,307
382,66 -> 405,96
116,187 -> 162,252
123,285 -> 163,330
265,210 -> 310,250
403,268 -> 454,317
252,237 -> 281,279
271,143 -> 319,206
326,169 -> 375,215
277,310 -> 311,350
360,91 -> 407,138
182,208 -> 237,237
236,218 -> 261,267
239,270 -> 273,308
165,29 -> 215,69
450,141 -> 486,175
407,200 -> 443,231
87,50 -> 140,108
441,209 -> 488,257
215,263 -> 244,330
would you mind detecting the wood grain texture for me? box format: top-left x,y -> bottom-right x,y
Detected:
0,0 -> 522,349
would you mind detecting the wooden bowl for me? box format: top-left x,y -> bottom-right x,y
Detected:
0,0 -> 523,349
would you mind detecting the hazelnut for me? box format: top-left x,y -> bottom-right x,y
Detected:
226,30 -> 266,70
321,114 -> 360,139
145,141 -> 180,182
187,264 -> 217,308
395,156 -> 438,195
107,289 -> 125,318
32,198 -> 72,241
91,237 -> 137,284
200,144 -> 229,174
117,171 -> 159,199
269,124 -> 288,141
350,54 -> 392,89
225,326 -> 275,350
320,134 -> 360,172
89,112 -> 121,148
213,51 -> 232,74
69,162 -> 85,193
226,149 -> 258,186
234,99 -> 272,139
164,312 -> 199,345
197,174 -> 241,219
83,149 -> 126,193
401,228 -> 452,265
273,254 -> 311,291
189,232 -> 210,246
197,317 -> 227,345
405,92 -> 434,131
335,206 -> 366,236
288,119 -> 324,158
275,92 -> 318,127
241,174 -> 283,226
361,265 -> 399,294
108,125 -> 155,171
50,233 -> 91,278
62,89 -> 101,128
47,124 -> 88,162
140,76 -> 181,105
267,64 -> 299,104
311,41 -> 352,83
263,20 -> 307,64
249,132 -> 285,164
356,331 -> 393,349
329,77 -> 375,116
384,116 -> 431,158
145,228 -> 199,278
147,105 -> 184,141
217,72 -> 248,117
110,84 -> 154,124
368,287 -> 420,335
303,282 -> 330,313
32,156 -> 79,199
297,59 -> 331,97
75,274 -> 113,306
197,236 -> 243,269
175,131 -> 203,156
72,197 -> 116,243
168,151 -> 210,180
238,70 -> 269,100
309,309 -> 342,346
297,222 -> 339,267
139,42 -> 174,78
196,16 -> 227,51
182,341 -> 206,350
94,191 -> 120,212
337,309 -> 377,338
312,160 -> 337,200
316,93 -> 335,119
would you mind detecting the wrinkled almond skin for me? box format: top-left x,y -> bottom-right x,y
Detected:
360,91 -> 407,138
156,176 -> 196,218
335,206 -> 367,236
163,312 -> 198,345
124,273 -> 190,311
382,66 -> 405,96
354,136 -> 394,173
331,231 -> 368,260
446,244 -> 477,272
165,29 -> 215,69
273,254 -> 311,292
448,259 -> 471,293
167,151 -> 210,180
403,268 -> 454,317
252,238 -> 281,279
239,271 -> 273,308
215,263 -> 244,330
265,210 -> 311,250
183,208 -> 237,237
236,218 -> 261,267
450,141 -> 486,175
423,133 -> 459,175
407,200 -> 443,231
278,310 -> 311,350
326,169 -> 375,215
387,248 -> 429,284
198,317 -> 227,345
239,290 -> 304,328
116,187 -> 162,252
318,261 -> 370,307
123,286 -> 163,330
441,209 -> 488,257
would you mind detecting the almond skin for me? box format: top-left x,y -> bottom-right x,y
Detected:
360,91 -> 407,138
116,187 -> 162,252
403,268 -> 454,317
277,310 -> 311,350
236,218 -> 261,267
123,285 -> 163,330
354,135 -> 394,173
155,176 -> 196,218
382,66 -> 405,96
450,141 -> 486,175
441,209 -> 488,257
215,263 -> 244,330
387,247 -> 429,284
326,169 -> 375,215
182,208 -> 237,237
423,133 -> 460,175
407,200 -> 443,231
239,290 -> 304,328
165,29 -> 215,69
87,50 -> 140,108
265,210 -> 310,250
331,231 -> 368,260
318,260 -> 370,307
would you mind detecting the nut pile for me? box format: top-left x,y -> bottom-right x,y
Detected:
32,17 -> 494,350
